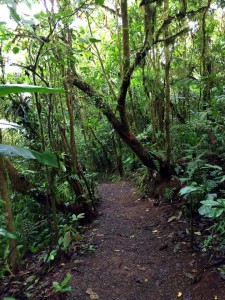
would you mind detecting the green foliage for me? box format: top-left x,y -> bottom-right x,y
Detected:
0,228 -> 17,239
0,144 -> 58,167
58,213 -> 84,251
53,273 -> 72,293
179,160 -> 225,204
199,194 -> 225,218
57,180 -> 73,201
179,157 -> 225,249
0,84 -> 65,96
42,213 -> 84,263
163,188 -> 175,200
0,120 -> 22,130
95,0 -> 105,5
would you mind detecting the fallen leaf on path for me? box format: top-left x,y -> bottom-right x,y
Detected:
86,288 -> 94,295
74,259 -> 84,265
168,216 -> 177,223
177,211 -> 182,220
189,259 -> 196,267
90,293 -> 99,299
167,232 -> 175,238
168,211 -> 182,223
177,291 -> 183,297
194,231 -> 201,236
137,265 -> 146,271
184,272 -> 194,279
86,288 -> 100,299
173,244 -> 180,253
96,233 -> 104,237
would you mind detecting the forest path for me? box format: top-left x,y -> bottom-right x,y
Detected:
66,182 -> 224,300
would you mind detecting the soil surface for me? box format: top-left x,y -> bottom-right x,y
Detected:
58,182 -> 225,300
1,181 -> 225,299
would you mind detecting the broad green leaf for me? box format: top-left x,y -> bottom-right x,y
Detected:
218,199 -> 225,206
67,54 -> 77,62
31,149 -> 58,167
34,11 -> 51,18
213,208 -> 224,217
0,84 -> 65,97
62,286 -> 72,292
206,193 -> 217,201
203,164 -> 222,170
53,282 -> 62,292
0,228 -> 17,239
77,37 -> 89,44
0,144 -> 35,159
95,0 -> 105,5
8,6 -> 21,22
179,185 -> 199,196
24,0 -> 32,9
0,120 -> 22,130
0,144 -> 58,167
61,273 -> 72,287
199,195 -> 224,218
198,205 -> 214,217
53,9 -> 72,19
199,199 -> 219,206
89,37 -> 101,43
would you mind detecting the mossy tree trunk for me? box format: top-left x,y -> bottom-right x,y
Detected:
0,131 -> 22,274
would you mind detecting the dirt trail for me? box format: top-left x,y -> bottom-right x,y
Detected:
64,182 -> 225,300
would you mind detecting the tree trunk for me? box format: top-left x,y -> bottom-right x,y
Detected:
121,0 -> 130,75
164,0 -> 171,168
0,131 -> 22,274
201,1 -> 212,109
0,157 -> 22,274
72,77 -> 171,180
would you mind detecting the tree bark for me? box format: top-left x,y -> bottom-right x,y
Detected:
201,0 -> 212,109
0,157 -> 22,274
0,131 -> 22,274
121,0 -> 130,75
164,0 -> 171,168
